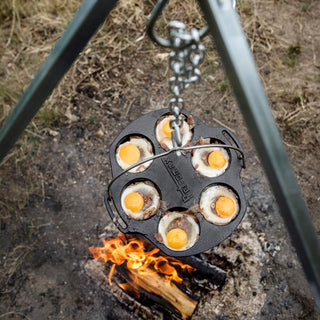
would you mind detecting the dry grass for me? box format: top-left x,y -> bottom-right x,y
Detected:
0,1 -> 319,314
0,0 -> 79,217
0,1 -> 319,313
0,0 -> 319,275
238,0 -> 319,148
0,0 -> 79,123
0,0 -> 318,210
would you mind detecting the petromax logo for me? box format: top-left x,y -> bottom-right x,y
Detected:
161,157 -> 193,203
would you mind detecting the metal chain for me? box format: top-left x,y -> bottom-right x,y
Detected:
167,21 -> 205,149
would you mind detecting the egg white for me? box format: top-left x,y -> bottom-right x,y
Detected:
192,146 -> 229,177
116,137 -> 153,173
158,211 -> 199,251
121,182 -> 160,220
155,115 -> 192,150
200,185 -> 239,225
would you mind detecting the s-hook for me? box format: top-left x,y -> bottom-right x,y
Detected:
146,0 -> 236,49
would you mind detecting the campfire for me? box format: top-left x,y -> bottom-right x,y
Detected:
89,232 -> 195,286
88,233 -> 226,319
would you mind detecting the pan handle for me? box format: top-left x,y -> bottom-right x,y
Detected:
104,194 -> 128,233
222,129 -> 246,169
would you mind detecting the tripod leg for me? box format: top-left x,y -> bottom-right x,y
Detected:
198,0 -> 320,309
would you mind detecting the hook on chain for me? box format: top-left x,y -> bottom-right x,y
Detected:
146,0 -> 209,49
146,0 -> 236,49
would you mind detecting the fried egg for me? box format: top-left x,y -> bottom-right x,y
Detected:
200,185 -> 239,225
155,115 -> 192,150
121,181 -> 160,220
157,211 -> 199,251
116,136 -> 153,173
192,141 -> 229,177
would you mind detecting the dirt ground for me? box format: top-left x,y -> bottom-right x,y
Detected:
0,0 -> 319,319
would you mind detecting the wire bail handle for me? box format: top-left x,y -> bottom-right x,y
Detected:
107,143 -> 246,200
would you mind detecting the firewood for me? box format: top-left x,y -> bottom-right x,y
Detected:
122,267 -> 198,320
85,252 -> 227,319
180,255 -> 226,289
84,259 -> 164,320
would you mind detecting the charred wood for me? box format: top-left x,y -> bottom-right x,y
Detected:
84,259 -> 164,320
180,254 -> 226,290
116,264 -> 198,319
85,254 -> 227,320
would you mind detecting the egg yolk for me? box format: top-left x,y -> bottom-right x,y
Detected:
124,192 -> 144,213
208,150 -> 227,168
162,119 -> 173,137
162,119 -> 183,138
166,228 -> 188,249
216,196 -> 235,217
119,143 -> 140,165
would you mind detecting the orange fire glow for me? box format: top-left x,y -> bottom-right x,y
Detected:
88,233 -> 195,289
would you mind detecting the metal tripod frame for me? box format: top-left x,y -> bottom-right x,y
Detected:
0,0 -> 319,308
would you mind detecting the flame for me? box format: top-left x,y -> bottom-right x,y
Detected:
88,233 -> 195,289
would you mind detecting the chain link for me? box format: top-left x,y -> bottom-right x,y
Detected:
167,21 -> 205,148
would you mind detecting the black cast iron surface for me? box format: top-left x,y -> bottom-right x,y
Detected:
105,109 -> 246,257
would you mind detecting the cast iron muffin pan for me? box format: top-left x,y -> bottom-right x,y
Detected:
105,108 -> 246,257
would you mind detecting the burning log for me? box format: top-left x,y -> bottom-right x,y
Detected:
118,264 -> 198,319
85,259 -> 164,320
88,233 -> 226,319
